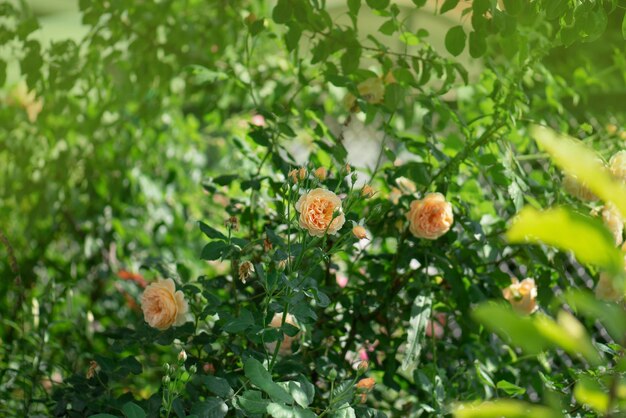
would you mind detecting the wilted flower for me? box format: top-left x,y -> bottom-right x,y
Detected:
407,193 -> 454,240
86,360 -> 99,379
263,237 -> 273,252
225,216 -> 239,231
358,360 -> 369,373
502,278 -> 538,315
268,312 -> 300,355
239,261 -> 255,283
562,173 -> 597,202
141,278 -> 189,330
609,151 -> 626,183
352,225 -> 368,240
595,272 -> 623,302
361,184 -> 375,198
296,188 -> 345,236
314,167 -> 328,181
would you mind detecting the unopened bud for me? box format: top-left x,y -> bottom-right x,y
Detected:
178,350 -> 187,363
162,375 -> 171,385
314,167 -> 327,181
189,364 -> 198,374
163,363 -> 170,373
328,369 -> 337,381
361,184 -> 375,198
298,167 -> 307,181
357,360 -> 369,374
352,225 -> 368,240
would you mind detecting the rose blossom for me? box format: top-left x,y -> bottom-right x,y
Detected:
595,272 -> 623,302
352,225 -> 368,240
601,203 -> 624,246
610,150 -> 626,183
562,173 -> 597,202
314,167 -> 328,181
355,377 -> 375,391
141,278 -> 189,330
407,193 -> 453,240
296,188 -> 345,236
502,278 -> 538,315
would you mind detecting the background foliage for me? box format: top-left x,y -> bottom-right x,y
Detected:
1,0 -> 626,417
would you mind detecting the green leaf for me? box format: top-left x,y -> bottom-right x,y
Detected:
341,45 -> 361,75
199,221 -> 227,240
272,0 -> 292,24
469,31 -> 486,58
574,376 -> 609,414
237,390 -> 270,414
622,12 -> 626,40
506,206 -> 623,275
563,290 -> 626,343
190,398 -> 228,418
472,303 -> 603,366
366,0 -> 390,10
122,402 -> 146,418
88,415 -> 120,418
445,25 -> 466,56
244,357 -> 294,404
384,83 -> 404,111
502,0 -> 523,16
0,61 -> 6,87
378,19 -> 396,35
453,400 -> 561,418
496,380 -> 526,396
531,125 -> 626,220
223,309 -> 255,333
440,0 -> 459,14
401,294 -> 432,370
201,241 -> 229,261
348,0 -> 361,16
266,403 -> 317,418
203,375 -> 234,398
276,378 -> 315,408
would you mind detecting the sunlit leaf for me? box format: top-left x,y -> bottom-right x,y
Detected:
507,206 -> 623,275
453,400 -> 561,418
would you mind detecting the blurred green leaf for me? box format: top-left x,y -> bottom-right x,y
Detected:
453,400 -> 561,418
496,380 -> 525,396
190,398 -> 228,418
531,125 -> 626,219
574,376 -> 609,414
440,0 -> 459,14
445,26 -> 466,56
507,206 -> 623,275
122,402 -> 146,418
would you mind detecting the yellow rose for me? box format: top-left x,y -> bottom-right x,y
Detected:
269,312 -> 300,355
296,188 -> 345,236
562,173 -> 597,202
502,278 -> 538,315
609,150 -> 626,183
601,203 -> 624,246
595,272 -> 623,302
141,278 -> 189,330
406,193 -> 453,240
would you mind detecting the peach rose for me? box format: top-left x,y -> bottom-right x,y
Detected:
609,151 -> 626,183
269,312 -> 300,355
296,188 -> 345,236
141,278 -> 189,330
502,278 -> 538,315
562,173 -> 597,202
356,377 -> 375,391
595,272 -> 623,302
602,203 -> 624,246
407,193 -> 453,239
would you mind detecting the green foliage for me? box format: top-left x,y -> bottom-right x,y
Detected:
1,0 -> 626,417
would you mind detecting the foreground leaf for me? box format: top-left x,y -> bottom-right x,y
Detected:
453,400 -> 561,418
244,357 -> 294,404
401,294 -> 432,370
507,206 -> 623,275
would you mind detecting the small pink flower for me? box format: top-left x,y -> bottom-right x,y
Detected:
251,114 -> 266,127
336,274 -> 349,288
